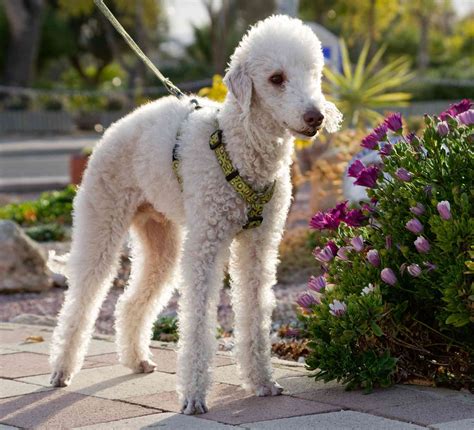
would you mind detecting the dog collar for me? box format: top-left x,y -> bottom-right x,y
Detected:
172,129 -> 275,230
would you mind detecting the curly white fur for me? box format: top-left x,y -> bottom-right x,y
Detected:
49,15 -> 341,414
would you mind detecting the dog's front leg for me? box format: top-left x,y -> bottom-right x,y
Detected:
176,223 -> 232,415
229,227 -> 285,397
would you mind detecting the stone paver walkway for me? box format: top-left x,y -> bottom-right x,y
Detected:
0,323 -> 473,429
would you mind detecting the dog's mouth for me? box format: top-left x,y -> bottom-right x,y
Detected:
285,124 -> 321,139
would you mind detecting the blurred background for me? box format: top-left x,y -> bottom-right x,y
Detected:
0,0 -> 473,354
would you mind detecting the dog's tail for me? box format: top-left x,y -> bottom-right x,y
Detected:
47,250 -> 70,277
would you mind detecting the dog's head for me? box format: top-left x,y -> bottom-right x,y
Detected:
224,15 -> 342,138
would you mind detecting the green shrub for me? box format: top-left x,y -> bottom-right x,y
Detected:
0,185 -> 76,227
152,316 -> 179,342
25,223 -> 67,242
299,101 -> 474,392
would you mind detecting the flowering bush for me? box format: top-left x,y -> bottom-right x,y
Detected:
298,100 -> 474,391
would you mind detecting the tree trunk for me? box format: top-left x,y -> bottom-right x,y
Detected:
2,0 -> 45,86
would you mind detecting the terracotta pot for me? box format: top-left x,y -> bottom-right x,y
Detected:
70,153 -> 89,185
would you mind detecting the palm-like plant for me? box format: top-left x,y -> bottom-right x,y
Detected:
324,40 -> 414,128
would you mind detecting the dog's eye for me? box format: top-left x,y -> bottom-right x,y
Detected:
269,73 -> 284,85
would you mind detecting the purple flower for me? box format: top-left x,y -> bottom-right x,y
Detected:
351,236 -> 364,252
336,246 -> 351,261
367,249 -> 381,267
309,212 -> 327,230
308,275 -> 326,293
440,99 -> 473,120
405,132 -> 416,143
436,121 -> 449,136
297,293 -> 319,310
384,112 -> 403,132
414,236 -> 430,253
314,246 -> 334,263
409,203 -> 425,216
326,240 -> 339,256
406,218 -> 423,234
348,160 -> 365,178
381,268 -> 397,285
407,263 -> 422,277
399,263 -> 407,275
285,328 -> 301,337
457,109 -> 474,125
395,168 -> 413,182
437,200 -> 451,220
361,133 -> 379,149
354,166 -> 379,188
344,209 -> 366,227
385,235 -> 393,250
424,185 -> 433,197
423,261 -> 436,271
373,123 -> 388,140
329,299 -> 347,317
379,143 -> 393,156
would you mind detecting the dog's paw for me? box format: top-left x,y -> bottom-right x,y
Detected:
135,360 -> 156,374
181,396 -> 209,415
50,370 -> 72,387
255,381 -> 284,397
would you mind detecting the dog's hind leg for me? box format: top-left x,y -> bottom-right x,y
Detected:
115,205 -> 182,373
49,186 -> 139,387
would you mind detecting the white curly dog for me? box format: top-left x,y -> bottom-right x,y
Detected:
49,15 -> 341,414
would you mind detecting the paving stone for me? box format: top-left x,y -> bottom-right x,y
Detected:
292,384 -> 445,411
0,349 -> 15,355
0,378 -> 50,398
20,365 -> 177,400
0,424 -> 20,429
2,337 -> 117,356
0,390 -> 155,429
0,352 -> 107,379
212,364 -> 302,386
126,383 -> 339,424
244,410 -> 425,429
429,418 -> 474,429
74,412 -> 236,429
0,326 -> 52,346
91,347 -> 233,374
378,398 -> 474,426
278,375 -> 340,395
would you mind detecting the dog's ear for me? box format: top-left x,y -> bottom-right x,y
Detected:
323,101 -> 343,133
224,63 -> 252,114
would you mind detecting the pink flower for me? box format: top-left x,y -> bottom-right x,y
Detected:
336,246 -> 351,261
308,275 -> 326,293
348,160 -> 365,178
314,246 -> 334,263
379,143 -> 393,156
423,261 -> 436,271
367,249 -> 380,267
437,200 -> 451,220
354,166 -> 379,188
406,218 -> 423,234
297,293 -> 320,310
384,112 -> 403,132
457,109 -> 474,125
414,236 -> 430,253
407,263 -> 422,277
329,299 -> 347,317
381,268 -> 397,285
395,168 -> 413,182
351,236 -> 364,252
373,123 -> 388,140
439,99 -> 472,120
344,209 -> 366,227
405,132 -> 416,143
409,203 -> 425,216
436,121 -> 449,136
326,240 -> 339,256
361,133 -> 379,149
385,235 -> 393,249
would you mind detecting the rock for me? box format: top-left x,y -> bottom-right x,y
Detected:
0,220 -> 53,292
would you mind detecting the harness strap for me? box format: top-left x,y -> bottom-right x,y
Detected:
209,130 -> 275,229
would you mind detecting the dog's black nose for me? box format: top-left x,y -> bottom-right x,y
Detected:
303,109 -> 324,127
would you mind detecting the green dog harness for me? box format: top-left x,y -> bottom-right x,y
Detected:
172,129 -> 275,230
